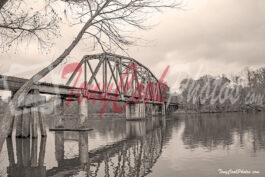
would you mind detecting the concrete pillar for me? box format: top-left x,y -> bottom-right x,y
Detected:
135,103 -> 145,118
31,107 -> 38,138
54,97 -> 64,128
162,115 -> 166,130
31,138 -> 38,167
79,132 -> 89,165
138,103 -> 145,118
16,108 -> 23,138
39,109 -> 46,137
134,104 -> 139,117
151,104 -> 159,115
126,104 -> 130,118
7,115 -> 15,137
126,103 -> 145,119
37,97 -> 47,137
22,139 -> 31,166
161,103 -> 166,115
16,138 -> 23,166
38,137 -> 47,166
22,108 -> 31,138
7,94 -> 15,137
6,138 -> 15,166
151,105 -> 155,115
31,89 -> 40,138
55,132 -> 64,164
79,100 -> 88,127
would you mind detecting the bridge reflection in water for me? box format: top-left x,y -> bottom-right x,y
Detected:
5,117 -> 167,177
6,137 -> 47,177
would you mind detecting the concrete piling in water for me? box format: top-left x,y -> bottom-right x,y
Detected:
31,89 -> 40,138
7,115 -> 15,137
54,97 -> 64,128
38,98 -> 47,137
31,107 -> 38,138
161,103 -> 166,115
7,95 -> 15,137
39,108 -> 46,137
79,100 -> 88,127
16,108 -> 23,138
13,89 -> 47,138
79,132 -> 89,165
55,131 -> 64,163
31,138 -> 38,167
126,103 -> 146,120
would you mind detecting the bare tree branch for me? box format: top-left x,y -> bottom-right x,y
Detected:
0,0 -> 61,50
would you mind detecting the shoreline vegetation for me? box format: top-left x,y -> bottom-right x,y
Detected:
172,66 -> 265,114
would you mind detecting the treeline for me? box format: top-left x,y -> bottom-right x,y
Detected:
177,67 -> 265,113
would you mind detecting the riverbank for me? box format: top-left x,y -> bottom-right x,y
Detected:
171,104 -> 265,115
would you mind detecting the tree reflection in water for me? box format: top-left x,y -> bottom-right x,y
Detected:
182,113 -> 265,151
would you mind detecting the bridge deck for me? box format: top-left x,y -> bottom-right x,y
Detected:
0,75 -> 172,104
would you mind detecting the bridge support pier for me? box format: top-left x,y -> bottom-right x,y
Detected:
7,114 -> 15,137
31,107 -> 39,138
22,108 -> 31,138
54,97 -> 64,128
79,100 -> 88,127
151,104 -> 159,116
55,131 -> 64,163
151,103 -> 166,116
16,108 -> 23,138
79,132 -> 89,165
161,103 -> 166,115
126,103 -> 145,119
38,104 -> 47,137
7,94 -> 16,137
14,90 -> 46,138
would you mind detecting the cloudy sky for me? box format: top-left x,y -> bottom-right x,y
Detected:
1,0 -> 265,87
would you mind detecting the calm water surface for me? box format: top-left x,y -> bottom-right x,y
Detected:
0,112 -> 265,177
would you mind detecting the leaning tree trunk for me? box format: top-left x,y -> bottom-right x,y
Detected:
0,2 -> 110,151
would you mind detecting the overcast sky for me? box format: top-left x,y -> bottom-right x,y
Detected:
1,0 -> 265,87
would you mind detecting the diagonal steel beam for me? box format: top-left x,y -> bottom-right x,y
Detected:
106,63 -> 115,92
66,59 -> 84,86
107,60 -> 121,94
86,60 -> 101,91
87,58 -> 103,87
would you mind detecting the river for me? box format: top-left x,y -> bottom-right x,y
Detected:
0,112 -> 264,177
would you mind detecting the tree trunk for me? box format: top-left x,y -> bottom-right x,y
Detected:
0,1 -> 111,152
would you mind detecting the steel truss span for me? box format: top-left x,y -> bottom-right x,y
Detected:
66,53 -> 168,103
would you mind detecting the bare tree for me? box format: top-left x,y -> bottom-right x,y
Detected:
0,0 -> 184,150
0,0 -> 60,50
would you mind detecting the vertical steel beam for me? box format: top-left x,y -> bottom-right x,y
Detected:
103,57 -> 108,92
84,60 -> 87,89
